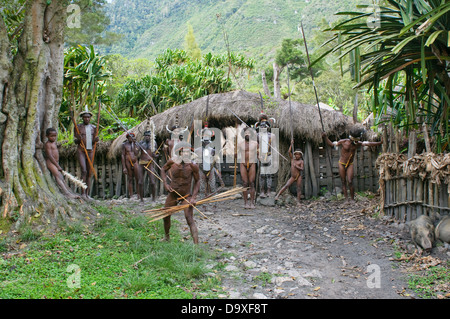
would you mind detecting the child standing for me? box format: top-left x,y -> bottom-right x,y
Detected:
275,140 -> 304,205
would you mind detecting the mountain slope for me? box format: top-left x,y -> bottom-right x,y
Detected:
103,0 -> 369,62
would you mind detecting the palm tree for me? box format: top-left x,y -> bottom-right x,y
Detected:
315,0 -> 450,152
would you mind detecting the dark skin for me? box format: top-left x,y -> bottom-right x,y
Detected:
161,148 -> 200,244
74,114 -> 99,199
44,130 -> 80,199
237,130 -> 259,209
140,135 -> 158,202
322,132 -> 382,201
275,140 -> 304,204
121,134 -> 144,202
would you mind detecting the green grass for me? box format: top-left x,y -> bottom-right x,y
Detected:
0,204 -> 223,299
408,264 -> 450,299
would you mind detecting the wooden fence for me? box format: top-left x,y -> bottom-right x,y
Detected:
382,177 -> 449,222
58,142 -> 381,200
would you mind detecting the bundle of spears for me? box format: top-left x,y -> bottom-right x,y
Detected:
145,187 -> 245,223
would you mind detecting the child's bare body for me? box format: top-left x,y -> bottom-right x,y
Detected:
44,128 -> 80,199
275,141 -> 304,204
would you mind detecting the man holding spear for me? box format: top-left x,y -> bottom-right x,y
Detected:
73,107 -> 98,200
161,142 -> 201,244
121,132 -> 144,202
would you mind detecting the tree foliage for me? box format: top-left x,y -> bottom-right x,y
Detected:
115,48 -> 254,119
316,0 -> 450,152
61,45 -> 111,131
184,24 -> 201,60
65,0 -> 122,47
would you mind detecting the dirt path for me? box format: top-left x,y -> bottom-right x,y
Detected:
166,191 -> 446,299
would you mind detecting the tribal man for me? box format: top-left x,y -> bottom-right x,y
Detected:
74,109 -> 98,200
237,126 -> 259,209
161,142 -> 200,244
121,132 -> 144,202
322,127 -> 382,202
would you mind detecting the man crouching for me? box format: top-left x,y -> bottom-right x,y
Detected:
161,142 -> 200,244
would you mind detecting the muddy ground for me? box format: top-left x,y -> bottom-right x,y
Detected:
142,190 -> 449,299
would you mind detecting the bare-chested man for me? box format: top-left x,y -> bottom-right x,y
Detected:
74,110 -> 98,200
322,128 -> 382,201
161,142 -> 200,244
44,128 -> 80,199
237,126 -> 259,209
121,132 -> 144,202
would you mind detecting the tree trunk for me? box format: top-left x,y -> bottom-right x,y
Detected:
353,92 -> 358,123
407,129 -> 416,158
273,62 -> 281,99
0,1 -> 91,231
261,70 -> 271,98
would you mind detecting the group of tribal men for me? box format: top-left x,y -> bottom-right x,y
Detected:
44,110 -> 382,244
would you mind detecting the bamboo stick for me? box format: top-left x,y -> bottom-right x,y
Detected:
145,187 -> 245,222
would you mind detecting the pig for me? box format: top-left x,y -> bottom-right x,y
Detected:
435,215 -> 450,244
407,215 -> 435,251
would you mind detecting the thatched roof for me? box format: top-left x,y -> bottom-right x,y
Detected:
108,90 -> 353,158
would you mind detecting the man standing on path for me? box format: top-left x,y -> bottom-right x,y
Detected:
74,109 -> 98,200
161,142 -> 200,244
237,126 -> 259,209
322,127 -> 382,202
121,132 -> 144,202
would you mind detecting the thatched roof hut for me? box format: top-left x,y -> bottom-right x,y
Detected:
108,90 -> 353,158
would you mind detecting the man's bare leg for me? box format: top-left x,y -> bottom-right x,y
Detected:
133,164 -> 144,202
338,164 -> 348,201
162,193 -> 177,241
248,164 -> 256,209
240,164 -> 250,209
347,164 -> 355,202
184,206 -> 199,244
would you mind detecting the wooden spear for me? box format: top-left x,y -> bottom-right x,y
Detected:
70,109 -> 97,181
91,97 -> 101,171
299,21 -> 336,198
